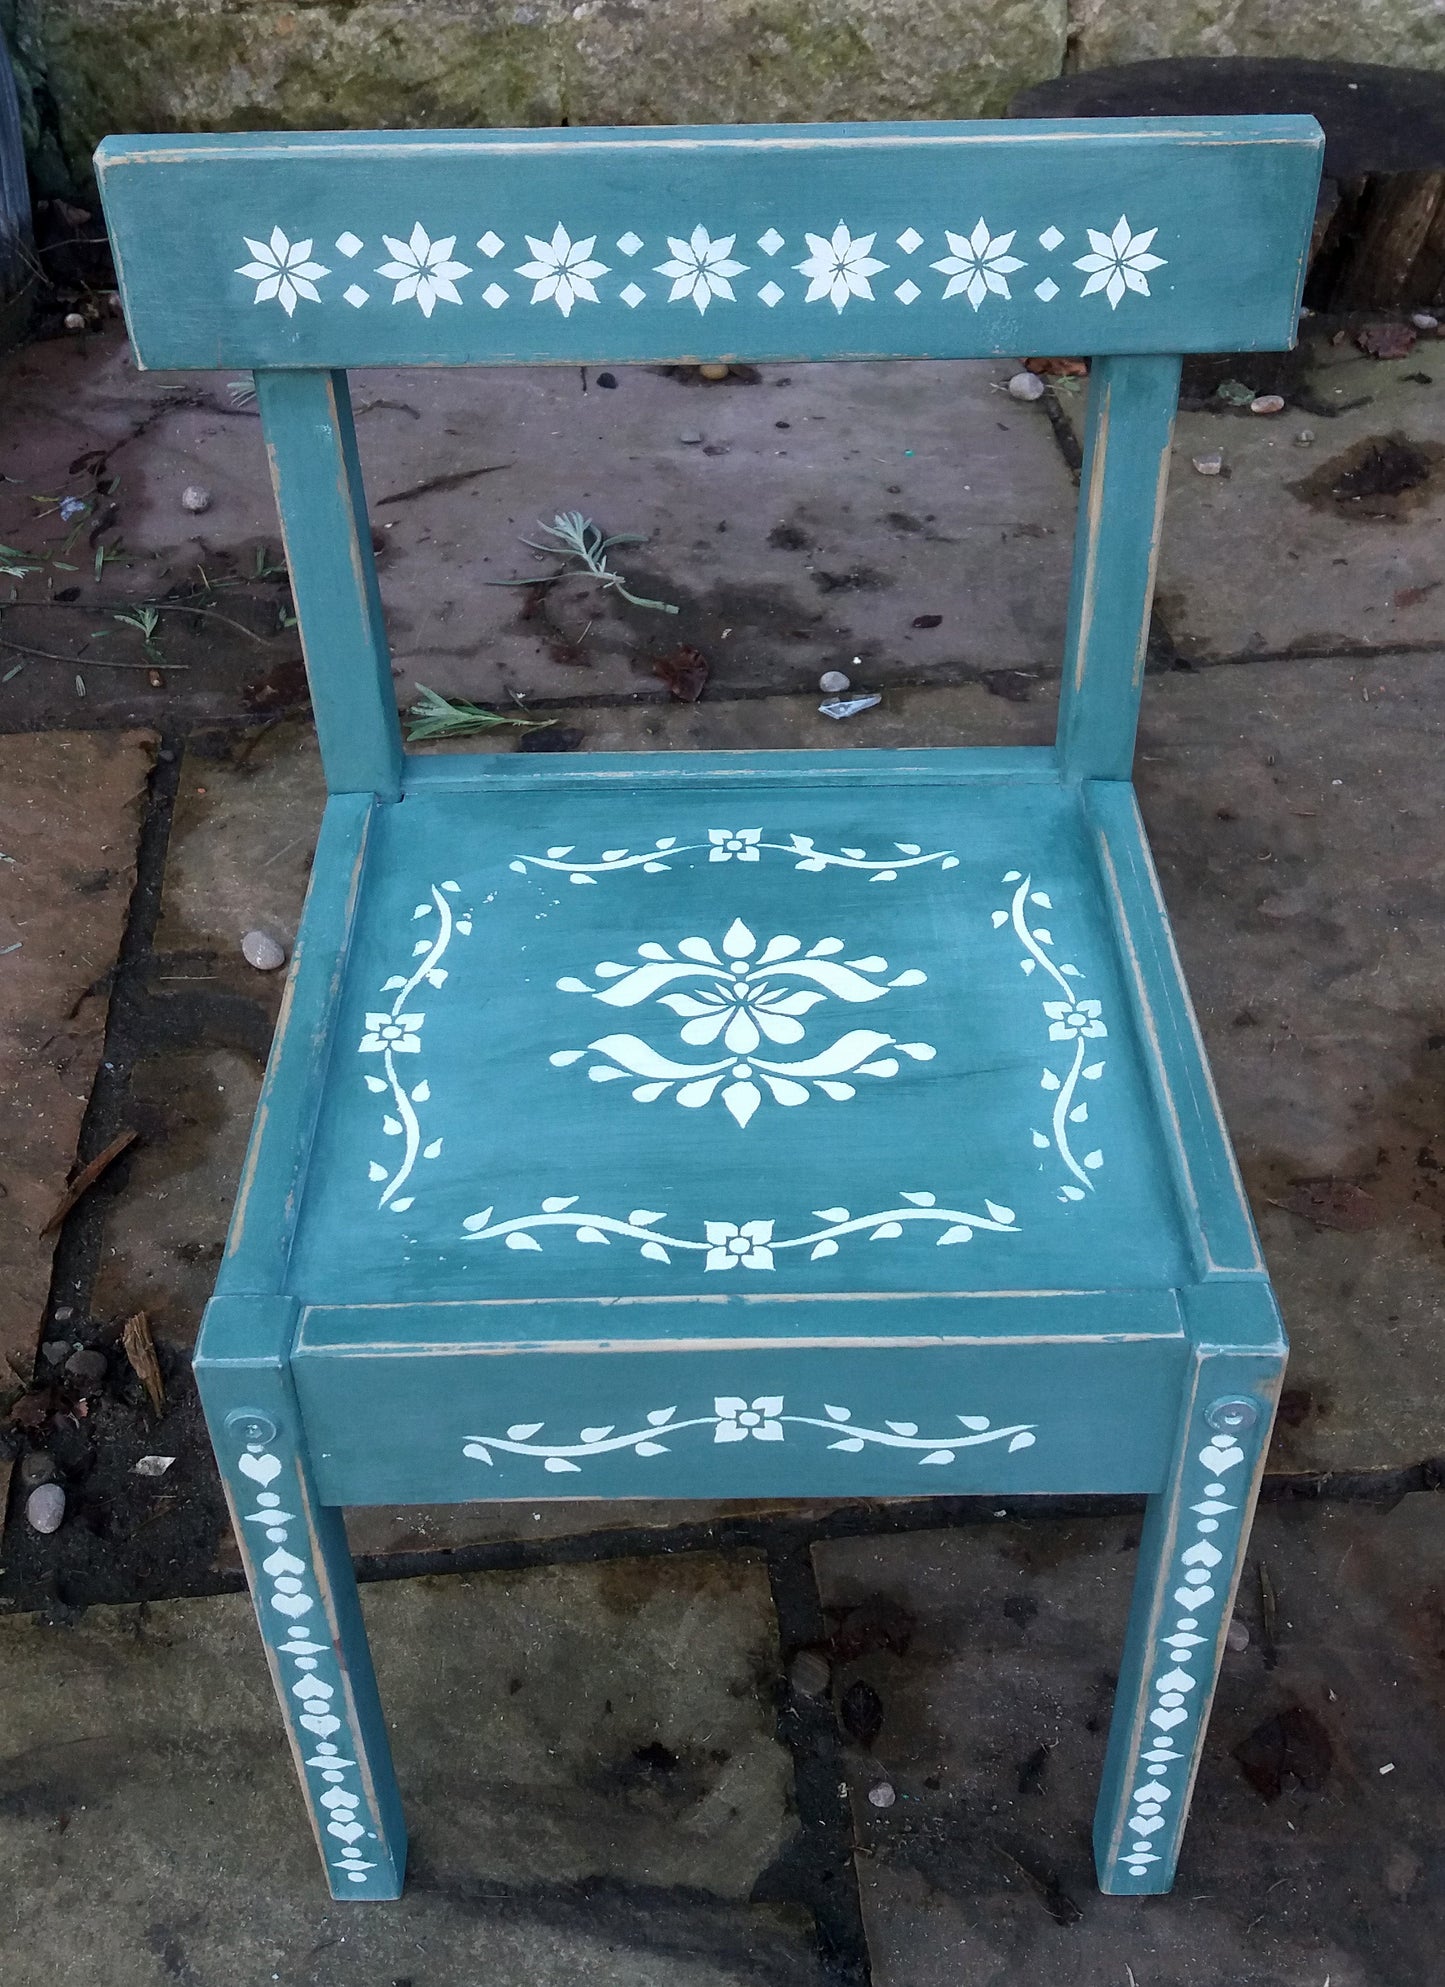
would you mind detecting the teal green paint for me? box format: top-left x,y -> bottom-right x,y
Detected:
96,120 -> 1321,371
254,372 -> 402,798
114,117 -> 1314,1899
1057,354 -> 1182,782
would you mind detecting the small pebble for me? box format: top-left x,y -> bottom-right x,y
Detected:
134,1454 -> 176,1477
1191,450 -> 1224,476
1294,428 -> 1315,446
64,1347 -> 107,1389
19,1451 -> 58,1490
1007,370 -> 1046,402
867,1782 -> 897,1809
26,1483 -> 66,1535
40,1341 -> 69,1366
699,362 -> 729,381
1249,394 -> 1285,415
1412,312 -> 1438,331
819,669 -> 852,694
53,1306 -> 73,1323
820,694 -> 882,720
181,484 -> 213,514
242,929 -> 287,971
63,311 -> 85,333
678,430 -> 703,445
1226,1616 -> 1250,1653
788,1649 -> 833,1698
595,371 -> 617,388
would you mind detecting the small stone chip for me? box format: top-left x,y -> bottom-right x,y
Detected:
1007,371 -> 1046,401
1226,1616 -> 1250,1653
867,1782 -> 897,1809
181,484 -> 213,514
242,929 -> 287,971
820,695 -> 881,719
1250,394 -> 1285,415
699,363 -> 730,381
819,669 -> 852,693
134,1455 -> 176,1477
1191,450 -> 1224,476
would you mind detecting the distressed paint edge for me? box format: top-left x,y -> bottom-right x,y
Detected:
401,745 -> 1063,792
215,794 -> 374,1298
1084,781 -> 1264,1281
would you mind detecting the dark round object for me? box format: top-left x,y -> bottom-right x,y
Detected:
840,1678 -> 885,1748
1011,59 -> 1445,180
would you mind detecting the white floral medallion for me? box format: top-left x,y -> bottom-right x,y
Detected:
549,915 -> 935,1128
461,1393 -> 1037,1476
237,214 -> 1166,316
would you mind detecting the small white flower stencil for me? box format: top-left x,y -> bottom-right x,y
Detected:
1074,217 -> 1166,308
237,228 -> 330,315
795,223 -> 888,311
516,225 -> 610,316
654,226 -> 748,312
932,220 -> 1025,309
376,224 -> 471,316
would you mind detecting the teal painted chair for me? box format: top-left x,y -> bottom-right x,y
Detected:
98,116 -> 1321,1901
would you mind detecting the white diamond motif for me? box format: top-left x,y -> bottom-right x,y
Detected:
894,279 -> 920,305
1039,226 -> 1065,252
477,231 -> 504,257
1035,278 -> 1060,302
896,228 -> 923,254
335,232 -> 363,258
343,284 -> 369,309
617,231 -> 643,255
620,282 -> 646,309
757,229 -> 785,256
483,282 -> 509,308
758,281 -> 785,308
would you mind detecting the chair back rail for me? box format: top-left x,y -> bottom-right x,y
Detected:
97,119 -> 1322,795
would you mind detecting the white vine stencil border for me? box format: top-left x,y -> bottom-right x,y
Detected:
510,827 -> 960,884
463,1394 -> 1038,1475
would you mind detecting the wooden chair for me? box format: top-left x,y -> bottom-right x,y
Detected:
97,115 -> 1322,1901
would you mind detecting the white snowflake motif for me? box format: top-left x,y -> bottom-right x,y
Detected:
375,224 -> 471,317
795,223 -> 887,312
236,228 -> 331,316
1074,217 -> 1166,309
358,1012 -> 424,1054
1043,999 -> 1107,1043
713,1392 -> 785,1435
931,220 -> 1025,310
516,225 -> 609,317
653,226 -> 748,313
708,828 -> 761,863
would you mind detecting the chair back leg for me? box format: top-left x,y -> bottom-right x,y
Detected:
1093,1340 -> 1282,1892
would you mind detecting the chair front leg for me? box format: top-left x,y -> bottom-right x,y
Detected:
217,1405 -> 407,1899
1093,1348 -> 1280,1894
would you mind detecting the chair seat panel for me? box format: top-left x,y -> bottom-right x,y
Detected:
284,771 -> 1195,1312
291,1332 -> 1187,1505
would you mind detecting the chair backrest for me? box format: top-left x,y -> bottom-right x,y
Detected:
96,119 -> 1322,795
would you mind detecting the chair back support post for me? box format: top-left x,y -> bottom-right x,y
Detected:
255,369 -> 403,800
1055,352 -> 1181,783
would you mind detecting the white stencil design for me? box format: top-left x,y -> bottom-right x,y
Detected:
1120,1425 -> 1249,1878
654,226 -> 748,313
931,219 -> 1025,309
515,225 -> 609,315
376,224 -> 471,316
795,223 -> 888,311
462,1394 -> 1037,1474
236,228 -> 330,315
550,916 -> 935,1128
462,1191 -> 1019,1267
510,828 -> 959,884
991,870 -> 1107,1199
1074,216 -> 1166,308
358,881 -> 472,1210
236,1443 -> 380,1887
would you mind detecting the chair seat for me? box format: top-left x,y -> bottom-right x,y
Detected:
288,760 -> 1196,1322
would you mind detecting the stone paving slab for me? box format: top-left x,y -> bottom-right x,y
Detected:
814,1493 -> 1445,1986
1055,335 -> 1445,660
0,729 -> 155,1485
0,1554 -> 817,1987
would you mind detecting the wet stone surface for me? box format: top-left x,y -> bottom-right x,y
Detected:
814,1493 -> 1445,1986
